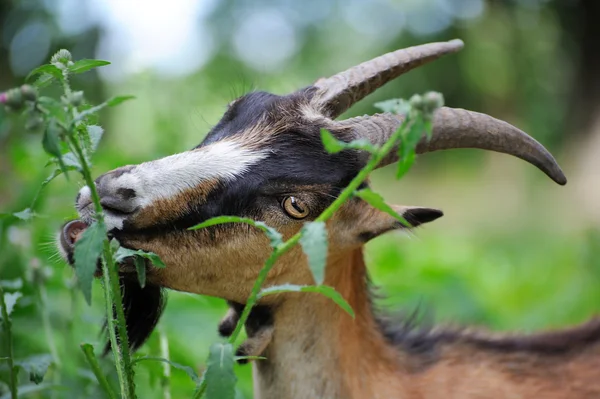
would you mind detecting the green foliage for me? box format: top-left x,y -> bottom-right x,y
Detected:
320,129 -> 378,154
0,293 -> 21,320
205,344 -> 236,399
15,355 -> 53,385
2,34 -> 595,399
68,60 -> 111,74
74,221 -> 105,305
354,188 -> 410,227
80,344 -> 117,399
190,216 -> 283,249
259,284 -> 354,318
133,357 -> 200,386
114,245 -> 166,288
299,222 -> 328,284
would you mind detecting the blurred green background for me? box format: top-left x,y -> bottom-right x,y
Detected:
1,0 -> 599,398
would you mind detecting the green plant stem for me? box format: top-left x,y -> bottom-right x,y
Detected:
80,344 -> 117,399
68,134 -> 136,399
38,283 -> 61,369
193,113 -> 415,399
0,287 -> 18,399
159,326 -> 172,399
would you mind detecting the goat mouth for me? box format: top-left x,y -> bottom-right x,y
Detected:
61,220 -> 89,250
59,220 -> 139,276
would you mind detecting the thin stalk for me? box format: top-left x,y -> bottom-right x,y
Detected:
193,114 -> 415,399
159,326 -> 172,399
68,134 -> 136,398
0,286 -> 18,399
38,283 -> 61,368
80,344 -> 118,399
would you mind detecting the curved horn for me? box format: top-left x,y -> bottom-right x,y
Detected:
312,40 -> 464,118
335,108 -> 567,185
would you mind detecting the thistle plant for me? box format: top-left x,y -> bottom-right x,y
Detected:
1,48 -> 440,399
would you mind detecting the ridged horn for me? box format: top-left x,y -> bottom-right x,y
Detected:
311,39 -> 464,118
336,108 -> 567,185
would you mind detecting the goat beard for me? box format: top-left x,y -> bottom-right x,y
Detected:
61,220 -> 167,354
102,276 -> 167,355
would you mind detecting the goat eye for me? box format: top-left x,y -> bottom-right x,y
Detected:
282,196 -> 309,219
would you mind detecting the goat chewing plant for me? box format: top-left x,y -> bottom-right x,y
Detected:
1,48 -> 439,399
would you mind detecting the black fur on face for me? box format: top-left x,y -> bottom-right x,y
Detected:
115,90 -> 364,239
98,89 -> 364,353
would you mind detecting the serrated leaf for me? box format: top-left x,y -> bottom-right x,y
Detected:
42,121 -> 62,159
205,343 -> 236,399
0,279 -> 23,290
87,125 -> 104,152
40,168 -> 62,189
354,188 -> 410,227
26,64 -> 63,83
114,246 -> 166,269
110,238 -> 120,253
320,129 -> 377,154
42,120 -> 70,177
16,354 -> 53,384
299,221 -> 328,284
395,151 -> 416,180
61,153 -> 82,170
32,74 -> 56,89
374,98 -> 411,115
74,221 -> 105,305
189,216 -> 282,248
1,292 -> 22,319
37,97 -> 68,124
13,208 -> 35,221
258,284 -> 354,317
134,256 -> 146,288
133,356 -> 200,384
68,59 -> 110,74
106,95 -> 135,107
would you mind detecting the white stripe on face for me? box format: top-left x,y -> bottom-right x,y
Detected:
77,141 -> 268,230
134,141 -> 268,206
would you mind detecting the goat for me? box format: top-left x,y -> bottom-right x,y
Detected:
59,39 -> 600,399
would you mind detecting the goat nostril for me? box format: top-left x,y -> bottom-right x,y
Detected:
100,196 -> 137,215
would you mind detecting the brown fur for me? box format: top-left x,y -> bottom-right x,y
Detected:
132,178 -> 221,229
251,245 -> 600,399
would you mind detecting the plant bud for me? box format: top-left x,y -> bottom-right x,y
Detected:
51,49 -> 72,66
422,91 -> 444,114
20,85 -> 38,102
3,88 -> 24,110
408,94 -> 423,111
69,91 -> 84,106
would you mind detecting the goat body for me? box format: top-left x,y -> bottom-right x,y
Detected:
57,39 -> 600,398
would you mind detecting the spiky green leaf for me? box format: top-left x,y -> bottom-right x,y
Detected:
114,247 -> 166,269
320,129 -> 377,154
205,343 -> 236,399
106,95 -> 135,107
259,284 -> 354,317
16,354 -> 53,384
133,356 -> 200,385
354,188 -> 410,227
299,221 -> 328,284
26,64 -> 63,83
87,125 -> 104,152
74,221 -> 105,305
0,292 -> 22,320
374,98 -> 411,115
68,59 -> 110,74
189,216 -> 282,248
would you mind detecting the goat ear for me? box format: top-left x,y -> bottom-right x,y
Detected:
357,205 -> 443,242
